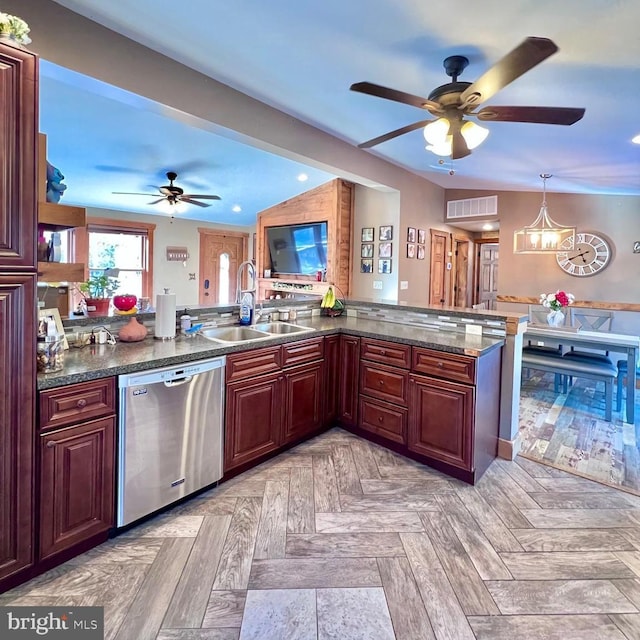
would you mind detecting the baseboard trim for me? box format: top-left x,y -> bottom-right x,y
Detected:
498,433 -> 522,460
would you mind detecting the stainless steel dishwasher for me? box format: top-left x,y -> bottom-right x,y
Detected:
117,356 -> 225,527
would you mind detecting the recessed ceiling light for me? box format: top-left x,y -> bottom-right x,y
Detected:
297,173 -> 308,182
232,205 -> 242,213
632,133 -> 640,145
482,223 -> 493,231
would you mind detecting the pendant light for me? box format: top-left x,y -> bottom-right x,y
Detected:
513,174 -> 575,253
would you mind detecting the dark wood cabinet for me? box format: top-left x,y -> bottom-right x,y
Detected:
39,417 -> 115,561
408,375 -> 474,469
37,378 -> 116,563
224,339 -> 325,472
0,275 -> 36,588
338,335 -> 360,427
0,44 -> 38,270
282,362 -> 323,444
225,371 -> 282,470
323,335 -> 340,426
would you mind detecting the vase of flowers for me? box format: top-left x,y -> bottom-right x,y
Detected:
0,13 -> 31,48
540,290 -> 575,327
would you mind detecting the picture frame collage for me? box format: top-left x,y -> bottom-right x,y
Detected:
407,227 -> 426,260
360,226 -> 394,274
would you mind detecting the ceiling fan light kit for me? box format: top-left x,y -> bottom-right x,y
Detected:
351,37 -> 585,160
513,174 -> 576,254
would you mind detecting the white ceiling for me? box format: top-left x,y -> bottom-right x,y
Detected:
43,0 -> 640,224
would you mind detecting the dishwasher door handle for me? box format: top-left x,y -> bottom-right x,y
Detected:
164,376 -> 193,387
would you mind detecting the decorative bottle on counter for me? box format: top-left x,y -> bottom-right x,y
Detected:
118,317 -> 148,342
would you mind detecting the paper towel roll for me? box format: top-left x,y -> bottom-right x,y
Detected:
155,289 -> 176,339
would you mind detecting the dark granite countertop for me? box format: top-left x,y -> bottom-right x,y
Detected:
38,316 -> 504,390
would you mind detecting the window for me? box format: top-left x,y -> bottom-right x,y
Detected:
219,252 -> 230,304
72,218 -> 155,299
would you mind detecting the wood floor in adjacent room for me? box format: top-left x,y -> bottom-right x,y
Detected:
519,372 -> 640,496
4,428 -> 640,639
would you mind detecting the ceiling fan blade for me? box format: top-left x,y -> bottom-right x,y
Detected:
460,37 -> 559,108
181,197 -> 211,208
358,119 -> 433,149
350,82 -> 441,112
475,105 -> 585,125
148,198 -> 166,205
159,187 -> 173,196
112,191 -> 157,196
182,194 -> 221,200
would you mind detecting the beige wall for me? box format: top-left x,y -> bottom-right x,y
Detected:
86,207 -> 253,308
446,188 -> 640,334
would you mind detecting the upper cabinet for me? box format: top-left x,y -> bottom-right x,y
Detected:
0,45 -> 38,270
256,179 -> 353,300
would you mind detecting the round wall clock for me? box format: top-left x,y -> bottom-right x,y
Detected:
556,232 -> 611,277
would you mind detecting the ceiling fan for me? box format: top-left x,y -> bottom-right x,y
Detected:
113,171 -> 221,208
350,37 -> 585,160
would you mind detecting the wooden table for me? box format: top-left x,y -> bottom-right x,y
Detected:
524,325 -> 639,423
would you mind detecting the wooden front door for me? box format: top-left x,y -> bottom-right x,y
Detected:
453,238 -> 469,307
198,230 -> 248,305
476,242 -> 499,310
429,230 -> 448,305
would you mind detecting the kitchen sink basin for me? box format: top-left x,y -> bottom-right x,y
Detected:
200,326 -> 271,343
253,322 -> 314,335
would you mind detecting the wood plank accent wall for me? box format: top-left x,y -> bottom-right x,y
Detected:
497,295 -> 640,313
256,179 -> 354,299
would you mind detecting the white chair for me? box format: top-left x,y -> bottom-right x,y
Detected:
523,305 -> 565,392
564,309 -> 615,366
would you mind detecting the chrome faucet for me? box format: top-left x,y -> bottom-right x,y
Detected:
236,260 -> 257,324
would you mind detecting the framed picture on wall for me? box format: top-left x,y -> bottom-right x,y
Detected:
360,258 -> 373,273
407,244 -> 416,259
378,258 -> 392,274
407,227 -> 416,243
379,241 -> 392,258
361,227 -> 374,242
361,243 -> 374,258
418,229 -> 426,245
417,245 -> 425,260
379,225 -> 393,241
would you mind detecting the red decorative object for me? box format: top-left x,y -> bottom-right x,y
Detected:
113,294 -> 137,312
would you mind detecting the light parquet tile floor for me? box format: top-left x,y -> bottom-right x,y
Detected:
5,428 -> 640,639
519,372 -> 640,496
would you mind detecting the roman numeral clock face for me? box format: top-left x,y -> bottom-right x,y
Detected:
556,232 -> 612,277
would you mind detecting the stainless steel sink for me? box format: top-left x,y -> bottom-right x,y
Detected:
200,326 -> 272,343
253,322 -> 314,335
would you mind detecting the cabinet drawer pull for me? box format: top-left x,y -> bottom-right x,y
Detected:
76,398 -> 87,409
437,362 -> 444,368
380,350 -> 386,355
46,441 -> 55,448
378,416 -> 384,422
378,379 -> 384,385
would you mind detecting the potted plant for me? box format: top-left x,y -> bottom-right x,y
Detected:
79,273 -> 120,317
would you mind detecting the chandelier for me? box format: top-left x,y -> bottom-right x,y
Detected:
513,174 -> 576,253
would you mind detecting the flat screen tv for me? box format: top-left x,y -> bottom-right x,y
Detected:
266,221 -> 328,276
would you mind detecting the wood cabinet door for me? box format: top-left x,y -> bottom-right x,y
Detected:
225,372 -> 282,471
408,375 -> 474,471
338,335 -> 360,427
283,361 -> 323,445
39,417 -> 115,561
0,44 -> 37,270
0,275 -> 36,586
323,335 -> 339,425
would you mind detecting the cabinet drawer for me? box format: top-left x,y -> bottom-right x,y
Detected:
361,338 -> 410,369
282,337 -> 324,367
359,362 -> 409,406
359,396 -> 407,444
39,378 -> 116,431
226,345 -> 281,382
412,348 -> 476,385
